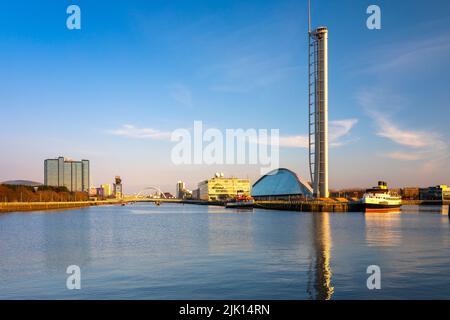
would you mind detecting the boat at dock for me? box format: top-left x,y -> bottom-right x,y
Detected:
359,181 -> 402,212
225,194 -> 255,209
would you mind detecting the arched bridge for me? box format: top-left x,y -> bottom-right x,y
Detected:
136,186 -> 167,199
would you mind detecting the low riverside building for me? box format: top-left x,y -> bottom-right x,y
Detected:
96,187 -> 104,197
176,181 -> 192,199
101,184 -> 113,197
198,173 -> 250,201
192,189 -> 200,200
251,168 -> 313,201
401,187 -> 420,200
419,185 -> 450,203
89,186 -> 98,197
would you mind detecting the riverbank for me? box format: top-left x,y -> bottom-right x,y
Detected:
255,200 -> 350,212
401,200 -> 450,205
2,199 -> 449,214
0,200 -> 123,213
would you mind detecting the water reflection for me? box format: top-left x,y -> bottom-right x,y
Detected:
417,205 -> 449,215
43,210 -> 91,272
4,205 -> 450,299
308,213 -> 334,300
207,206 -> 254,254
365,212 -> 402,247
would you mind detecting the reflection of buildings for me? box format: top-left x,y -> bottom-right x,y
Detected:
43,210 -> 91,272
44,156 -> 89,192
365,212 -> 402,247
308,213 -> 334,300
418,205 -> 449,215
198,173 -> 250,201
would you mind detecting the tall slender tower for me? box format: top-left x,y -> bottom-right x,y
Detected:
308,0 -> 329,198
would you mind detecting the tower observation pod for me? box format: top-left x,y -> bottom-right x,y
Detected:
308,2 -> 329,198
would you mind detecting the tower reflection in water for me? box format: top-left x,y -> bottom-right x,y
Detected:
308,212 -> 334,300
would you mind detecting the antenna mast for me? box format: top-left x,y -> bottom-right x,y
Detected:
308,0 -> 311,34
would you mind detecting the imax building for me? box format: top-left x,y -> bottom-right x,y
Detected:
251,168 -> 313,201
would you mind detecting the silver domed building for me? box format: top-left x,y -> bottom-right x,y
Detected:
251,168 -> 313,201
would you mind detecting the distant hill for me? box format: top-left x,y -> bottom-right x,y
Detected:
1,180 -> 43,187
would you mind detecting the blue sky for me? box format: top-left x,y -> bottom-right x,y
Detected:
1,0 -> 450,193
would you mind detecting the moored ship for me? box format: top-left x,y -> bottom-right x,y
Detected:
360,181 -> 402,212
225,193 -> 255,209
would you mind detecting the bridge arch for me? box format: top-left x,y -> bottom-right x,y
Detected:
136,186 -> 167,198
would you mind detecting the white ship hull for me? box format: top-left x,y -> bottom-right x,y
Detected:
358,181 -> 402,212
360,196 -> 401,212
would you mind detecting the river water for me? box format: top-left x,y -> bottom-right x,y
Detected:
0,203 -> 449,299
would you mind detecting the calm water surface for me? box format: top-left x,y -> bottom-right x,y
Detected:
1,203 -> 450,299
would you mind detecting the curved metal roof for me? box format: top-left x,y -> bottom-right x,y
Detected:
251,168 -> 313,197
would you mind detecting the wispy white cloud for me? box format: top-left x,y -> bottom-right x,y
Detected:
358,90 -> 448,163
385,152 -> 425,161
278,135 -> 309,148
329,119 -> 359,147
277,119 -> 358,149
109,119 -> 358,149
372,112 -> 447,161
361,32 -> 450,74
108,124 -> 171,140
207,53 -> 302,93
369,111 -> 432,149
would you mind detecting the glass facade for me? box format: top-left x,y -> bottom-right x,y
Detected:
251,168 -> 313,200
63,162 -> 72,190
44,159 -> 59,186
73,162 -> 83,192
82,160 -> 89,192
58,157 -> 64,188
44,157 -> 89,192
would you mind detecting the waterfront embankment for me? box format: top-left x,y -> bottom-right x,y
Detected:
0,200 -> 123,213
131,199 -> 226,206
255,200 -> 351,212
2,199 -> 448,214
0,199 -> 222,213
